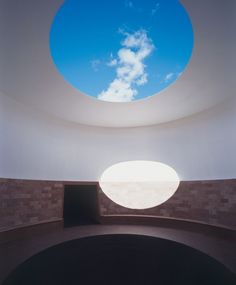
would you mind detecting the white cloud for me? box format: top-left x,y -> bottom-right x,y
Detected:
164,72 -> 174,83
98,30 -> 154,102
91,60 -> 101,72
163,71 -> 183,83
107,54 -> 118,67
98,78 -> 137,102
107,59 -> 118,67
151,3 -> 160,15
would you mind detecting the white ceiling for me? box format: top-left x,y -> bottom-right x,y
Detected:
0,0 -> 235,128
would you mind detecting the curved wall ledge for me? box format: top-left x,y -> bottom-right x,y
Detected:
99,215 -> 236,234
0,178 -> 236,232
99,179 -> 236,230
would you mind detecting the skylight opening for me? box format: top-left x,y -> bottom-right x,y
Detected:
50,0 -> 194,102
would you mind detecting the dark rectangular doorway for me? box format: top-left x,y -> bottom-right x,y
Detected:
63,184 -> 99,227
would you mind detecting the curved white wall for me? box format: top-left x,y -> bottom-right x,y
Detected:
0,0 -> 235,181
1,91 -> 235,181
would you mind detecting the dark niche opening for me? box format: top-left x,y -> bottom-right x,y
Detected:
63,184 -> 99,227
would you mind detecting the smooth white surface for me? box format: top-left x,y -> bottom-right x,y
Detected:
0,0 -> 235,127
99,161 -> 180,209
0,91 -> 235,181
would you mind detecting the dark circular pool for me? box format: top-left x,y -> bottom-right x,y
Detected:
3,234 -> 236,285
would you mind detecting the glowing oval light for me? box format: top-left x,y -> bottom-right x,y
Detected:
99,161 -> 180,209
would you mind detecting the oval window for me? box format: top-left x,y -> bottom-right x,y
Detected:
99,161 -> 180,209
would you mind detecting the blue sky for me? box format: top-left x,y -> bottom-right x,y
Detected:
50,0 -> 194,102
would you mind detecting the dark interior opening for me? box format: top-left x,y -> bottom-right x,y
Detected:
63,184 -> 99,227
